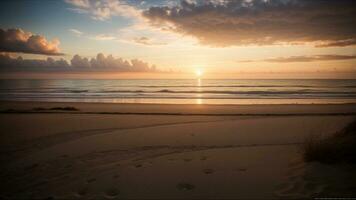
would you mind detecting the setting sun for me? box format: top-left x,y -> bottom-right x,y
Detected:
195,69 -> 203,77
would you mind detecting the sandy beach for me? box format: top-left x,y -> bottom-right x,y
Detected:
2,0 -> 356,198
1,101 -> 356,199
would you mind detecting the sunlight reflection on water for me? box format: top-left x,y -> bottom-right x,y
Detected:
1,79 -> 356,105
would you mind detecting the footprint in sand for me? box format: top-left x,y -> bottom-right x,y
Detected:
64,164 -> 73,169
134,164 -> 142,168
177,183 -> 195,191
24,163 -> 39,171
200,156 -> 207,161
77,187 -> 88,196
203,168 -> 214,174
87,178 -> 96,183
105,188 -> 119,198
238,168 -> 247,172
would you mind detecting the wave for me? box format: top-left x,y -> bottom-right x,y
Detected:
2,85 -> 355,90
156,89 -> 356,95
141,85 -> 315,88
2,95 -> 356,100
140,85 -> 356,88
2,89 -> 356,96
70,90 -> 89,93
101,90 -> 144,93
1,79 -> 356,104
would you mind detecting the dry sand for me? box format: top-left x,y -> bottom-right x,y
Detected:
0,101 -> 356,199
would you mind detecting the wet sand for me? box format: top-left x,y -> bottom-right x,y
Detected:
0,101 -> 356,199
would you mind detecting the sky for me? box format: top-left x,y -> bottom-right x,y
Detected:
0,0 -> 355,79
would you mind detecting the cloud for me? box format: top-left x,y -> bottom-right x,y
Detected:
143,0 -> 356,47
69,29 -> 83,36
68,29 -> 119,41
65,0 -> 91,8
65,1 -> 178,45
91,34 -> 117,41
71,54 -> 91,68
134,36 -> 151,45
239,54 -> 356,63
65,0 -> 141,21
133,36 -> 167,45
315,39 -> 356,48
0,53 -> 159,72
0,28 -> 63,55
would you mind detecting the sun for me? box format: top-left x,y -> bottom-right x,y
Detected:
195,69 -> 203,77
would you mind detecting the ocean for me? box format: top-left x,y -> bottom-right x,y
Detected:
0,79 -> 356,105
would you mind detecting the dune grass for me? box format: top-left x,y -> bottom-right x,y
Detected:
303,119 -> 356,164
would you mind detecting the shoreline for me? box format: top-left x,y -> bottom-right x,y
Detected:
2,110 -> 356,117
1,98 -> 356,105
2,99 -> 356,106
1,100 -> 356,115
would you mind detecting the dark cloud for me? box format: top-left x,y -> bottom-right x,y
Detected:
143,0 -> 356,47
240,54 -> 356,63
0,53 -> 158,72
0,28 -> 64,55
